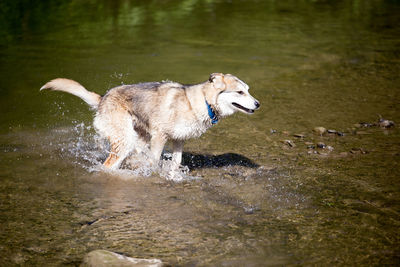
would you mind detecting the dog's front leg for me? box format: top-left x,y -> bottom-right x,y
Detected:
150,134 -> 167,167
172,140 -> 184,169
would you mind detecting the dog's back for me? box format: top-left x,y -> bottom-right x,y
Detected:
96,81 -> 206,140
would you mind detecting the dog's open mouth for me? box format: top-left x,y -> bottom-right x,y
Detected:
232,102 -> 254,114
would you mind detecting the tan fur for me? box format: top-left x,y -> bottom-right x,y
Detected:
40,78 -> 101,108
41,73 -> 260,170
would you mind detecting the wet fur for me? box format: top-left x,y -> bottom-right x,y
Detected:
41,73 -> 260,170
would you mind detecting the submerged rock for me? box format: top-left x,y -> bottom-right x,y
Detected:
327,129 -> 345,136
317,142 -> 326,149
326,129 -> 346,136
378,118 -> 395,128
313,127 -> 326,135
350,148 -> 367,154
304,142 -> 315,149
357,118 -> 395,129
81,250 -> 164,267
358,122 -> 375,128
293,133 -> 305,138
281,139 -> 296,147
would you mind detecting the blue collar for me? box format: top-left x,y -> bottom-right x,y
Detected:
205,101 -> 218,124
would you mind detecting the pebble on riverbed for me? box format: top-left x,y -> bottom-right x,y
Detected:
356,118 -> 395,129
306,142 -> 334,152
327,129 -> 345,136
273,118 -> 391,158
317,142 -> 326,149
293,133 -> 305,138
81,250 -> 165,267
378,118 -> 395,128
281,139 -> 296,147
313,127 -> 327,135
350,148 -> 368,154
356,122 -> 375,128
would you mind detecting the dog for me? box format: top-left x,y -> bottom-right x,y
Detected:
40,73 -> 260,170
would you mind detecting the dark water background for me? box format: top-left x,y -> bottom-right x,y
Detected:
0,0 -> 399,265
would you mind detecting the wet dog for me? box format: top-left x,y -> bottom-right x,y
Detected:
41,73 -> 260,170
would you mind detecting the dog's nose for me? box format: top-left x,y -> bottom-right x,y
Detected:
255,101 -> 260,109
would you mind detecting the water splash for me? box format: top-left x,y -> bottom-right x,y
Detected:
109,72 -> 130,85
158,154 -> 200,182
47,121 -> 200,181
53,122 -> 105,168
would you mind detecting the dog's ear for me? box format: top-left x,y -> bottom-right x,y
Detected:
209,73 -> 226,90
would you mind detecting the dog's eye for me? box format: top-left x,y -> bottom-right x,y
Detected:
238,91 -> 245,95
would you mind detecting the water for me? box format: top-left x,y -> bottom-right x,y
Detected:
1,0 -> 399,265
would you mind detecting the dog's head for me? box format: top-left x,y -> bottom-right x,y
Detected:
207,73 -> 260,117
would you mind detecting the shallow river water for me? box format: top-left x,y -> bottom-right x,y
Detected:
1,0 -> 399,266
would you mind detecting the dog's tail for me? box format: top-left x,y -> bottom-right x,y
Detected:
40,78 -> 101,109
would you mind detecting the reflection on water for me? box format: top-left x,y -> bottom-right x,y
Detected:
0,0 -> 399,265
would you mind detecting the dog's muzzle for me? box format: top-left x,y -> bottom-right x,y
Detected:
232,101 -> 260,114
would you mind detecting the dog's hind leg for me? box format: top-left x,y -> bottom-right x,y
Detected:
103,140 -> 126,169
94,111 -> 135,170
